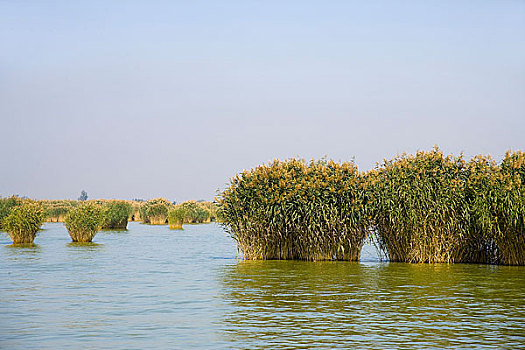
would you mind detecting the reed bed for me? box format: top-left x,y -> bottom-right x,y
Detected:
218,159 -> 369,261
168,206 -> 186,229
40,200 -> 78,222
64,203 -> 105,242
2,202 -> 44,244
220,149 -> 524,265
180,201 -> 210,224
465,151 -> 525,265
139,198 -> 171,225
367,149 -> 471,263
101,200 -> 132,230
0,196 -> 25,229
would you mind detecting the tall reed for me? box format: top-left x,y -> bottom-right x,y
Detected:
367,148 -> 470,263
3,202 -> 44,244
219,159 -> 369,260
65,203 -> 105,242
101,200 -> 132,230
139,198 -> 171,225
168,206 -> 186,229
493,151 -> 524,265
0,196 -> 25,229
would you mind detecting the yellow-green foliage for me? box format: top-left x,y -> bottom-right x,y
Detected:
129,201 -> 143,221
466,151 -> 525,265
101,200 -> 132,230
168,206 -> 186,229
181,201 -> 209,224
39,200 -> 78,222
3,202 -> 44,244
0,196 -> 25,229
140,198 -> 171,225
65,203 -> 105,242
367,148 -> 470,263
219,158 -> 369,261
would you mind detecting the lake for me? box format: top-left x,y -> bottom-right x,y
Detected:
1,222 -> 524,349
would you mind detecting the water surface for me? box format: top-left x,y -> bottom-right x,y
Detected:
1,223 -> 523,349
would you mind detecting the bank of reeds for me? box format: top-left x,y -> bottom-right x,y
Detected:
220,149 -> 524,265
64,203 -> 105,242
139,198 -> 171,225
218,159 -> 370,261
2,202 -> 44,244
101,200 -> 132,230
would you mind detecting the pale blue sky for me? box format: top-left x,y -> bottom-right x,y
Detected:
1,0 -> 524,201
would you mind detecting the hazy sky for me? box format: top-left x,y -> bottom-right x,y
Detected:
1,1 -> 524,202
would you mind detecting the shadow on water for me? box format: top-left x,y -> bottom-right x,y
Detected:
219,260 -> 525,349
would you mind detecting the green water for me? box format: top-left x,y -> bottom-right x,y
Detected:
1,223 -> 523,349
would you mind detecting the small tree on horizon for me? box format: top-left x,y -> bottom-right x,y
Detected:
78,190 -> 88,201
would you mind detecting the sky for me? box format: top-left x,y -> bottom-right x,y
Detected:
1,0 -> 524,202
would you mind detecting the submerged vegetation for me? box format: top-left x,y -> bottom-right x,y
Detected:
219,148 -> 525,265
65,203 -> 105,242
3,202 -> 45,244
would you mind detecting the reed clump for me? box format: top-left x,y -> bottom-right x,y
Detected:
101,200 -> 132,230
140,198 -> 171,225
218,158 -> 369,261
181,201 -> 210,224
40,200 -> 78,222
65,203 -> 105,242
3,202 -> 45,244
0,196 -> 25,229
466,151 -> 525,265
168,206 -> 186,229
367,148 -> 472,263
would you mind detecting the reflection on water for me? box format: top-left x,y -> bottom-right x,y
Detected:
66,242 -> 103,249
220,261 -> 525,349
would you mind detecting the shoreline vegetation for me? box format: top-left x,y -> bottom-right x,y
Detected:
218,148 -> 524,266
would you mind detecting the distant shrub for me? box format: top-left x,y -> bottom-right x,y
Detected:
65,203 -> 105,242
0,196 -> 25,229
140,198 -> 171,225
40,200 -> 78,222
101,200 -> 132,230
181,201 -> 209,224
3,203 -> 45,244
168,206 -> 186,230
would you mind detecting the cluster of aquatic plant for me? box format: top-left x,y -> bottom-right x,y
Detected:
168,206 -> 186,229
220,149 -> 524,265
39,200 -> 78,222
101,200 -> 132,230
219,159 -> 369,261
368,149 -> 471,263
139,198 -> 172,225
64,203 -> 105,242
465,151 -> 525,265
2,202 -> 45,244
181,201 -> 210,224
0,196 -> 25,229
